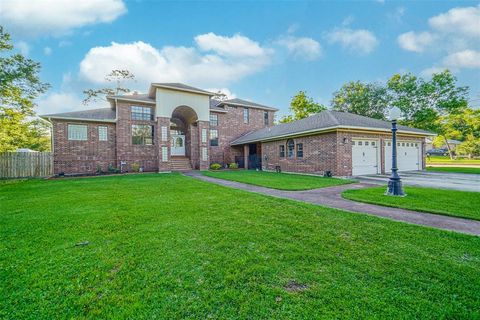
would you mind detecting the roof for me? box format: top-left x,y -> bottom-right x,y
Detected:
231,110 -> 433,145
41,108 -> 116,122
107,93 -> 155,104
219,98 -> 278,111
150,83 -> 215,96
209,99 -> 227,113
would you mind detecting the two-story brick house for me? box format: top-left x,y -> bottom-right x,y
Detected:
42,83 -> 277,174
42,82 -> 432,177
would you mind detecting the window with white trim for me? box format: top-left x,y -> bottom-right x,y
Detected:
279,145 -> 285,157
132,125 -> 154,145
131,106 -> 153,121
98,126 -> 108,141
243,108 -> 249,124
209,114 -> 218,126
210,129 -> 218,146
296,143 -> 303,158
201,128 -> 207,143
264,112 -> 269,125
287,139 -> 295,158
68,124 -> 87,141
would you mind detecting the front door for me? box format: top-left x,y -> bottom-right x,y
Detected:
171,135 -> 185,156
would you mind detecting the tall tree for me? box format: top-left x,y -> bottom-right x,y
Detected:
331,81 -> 389,120
280,91 -> 326,123
82,69 -> 135,105
0,26 -> 50,152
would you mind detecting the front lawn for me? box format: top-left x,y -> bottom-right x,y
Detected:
427,156 -> 480,165
427,166 -> 480,174
202,170 -> 355,190
342,186 -> 480,221
1,174 -> 480,318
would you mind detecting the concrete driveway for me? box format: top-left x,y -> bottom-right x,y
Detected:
355,171 -> 479,192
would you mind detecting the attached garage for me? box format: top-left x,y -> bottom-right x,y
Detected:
384,140 -> 422,172
352,139 -> 380,175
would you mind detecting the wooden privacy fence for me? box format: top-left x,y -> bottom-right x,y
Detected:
0,152 -> 53,178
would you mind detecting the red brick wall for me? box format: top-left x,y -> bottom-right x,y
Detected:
115,102 -> 158,172
261,130 -> 425,176
52,120 -> 116,174
209,106 -> 275,165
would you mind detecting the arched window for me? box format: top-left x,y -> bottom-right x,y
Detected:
287,139 -> 295,158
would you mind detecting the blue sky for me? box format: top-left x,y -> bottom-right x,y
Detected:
1,0 -> 479,117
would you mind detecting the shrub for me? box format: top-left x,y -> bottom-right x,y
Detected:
228,162 -> 239,169
210,163 -> 222,170
131,163 -> 140,172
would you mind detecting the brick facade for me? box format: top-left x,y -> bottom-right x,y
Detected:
209,105 -> 274,165
52,121 -> 116,174
261,130 -> 425,176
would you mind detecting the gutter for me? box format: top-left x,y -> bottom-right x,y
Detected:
231,125 -> 434,145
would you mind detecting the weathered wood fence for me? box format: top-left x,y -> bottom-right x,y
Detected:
0,152 -> 53,178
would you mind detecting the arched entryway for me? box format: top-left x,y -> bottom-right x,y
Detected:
170,106 -> 198,159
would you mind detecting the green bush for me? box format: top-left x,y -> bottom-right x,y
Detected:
228,162 -> 239,169
210,163 -> 222,170
131,163 -> 140,172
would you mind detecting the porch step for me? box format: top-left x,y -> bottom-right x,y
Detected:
170,157 -> 193,171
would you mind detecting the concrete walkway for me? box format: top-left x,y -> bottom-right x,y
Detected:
184,172 -> 480,236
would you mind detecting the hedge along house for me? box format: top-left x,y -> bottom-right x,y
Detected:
231,110 -> 433,176
41,83 -> 277,175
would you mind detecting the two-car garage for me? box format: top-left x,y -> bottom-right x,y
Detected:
352,138 -> 422,176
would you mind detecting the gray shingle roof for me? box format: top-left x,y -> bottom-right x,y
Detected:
151,83 -> 214,95
107,93 -> 155,104
209,99 -> 227,112
220,98 -> 278,111
231,110 -> 432,145
41,108 -> 116,122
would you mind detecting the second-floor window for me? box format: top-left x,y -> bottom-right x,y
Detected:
243,108 -> 249,124
210,114 -> 218,126
131,106 -> 153,121
264,112 -> 269,125
210,129 -> 218,146
132,125 -> 154,145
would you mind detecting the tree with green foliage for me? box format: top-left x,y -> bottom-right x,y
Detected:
82,69 -> 135,105
0,26 -> 50,152
280,91 -> 326,123
331,81 -> 389,120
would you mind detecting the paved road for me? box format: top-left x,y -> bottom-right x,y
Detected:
184,171 -> 480,236
355,171 -> 479,192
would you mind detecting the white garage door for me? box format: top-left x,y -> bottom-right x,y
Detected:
384,141 -> 421,172
352,139 -> 379,176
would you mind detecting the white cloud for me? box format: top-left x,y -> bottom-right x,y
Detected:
443,50 -> 480,69
429,5 -> 480,38
277,35 -> 322,60
326,28 -> 378,54
0,0 -> 127,37
206,88 -> 237,99
397,31 -> 435,53
79,33 -> 273,88
44,47 -> 52,55
36,92 -> 83,115
16,41 -> 30,55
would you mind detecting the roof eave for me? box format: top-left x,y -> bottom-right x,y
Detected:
220,101 -> 278,111
231,125 -> 432,146
106,96 -> 155,105
40,115 -> 117,123
151,84 -> 215,96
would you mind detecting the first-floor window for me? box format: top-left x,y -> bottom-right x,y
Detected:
210,129 -> 218,146
287,139 -> 295,158
296,143 -> 303,158
132,125 -> 154,145
68,124 -> 88,141
279,145 -> 285,157
98,126 -> 108,141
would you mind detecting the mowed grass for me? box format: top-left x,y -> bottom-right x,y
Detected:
427,166 -> 480,174
202,170 -> 355,190
1,174 -> 480,319
426,156 -> 480,165
343,186 -> 480,221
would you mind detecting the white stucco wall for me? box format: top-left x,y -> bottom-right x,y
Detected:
155,88 -> 210,121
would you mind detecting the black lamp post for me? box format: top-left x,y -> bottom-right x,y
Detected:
386,107 -> 405,196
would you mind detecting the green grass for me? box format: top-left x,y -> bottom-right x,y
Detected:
427,156 -> 480,165
342,186 -> 480,221
1,174 -> 480,319
427,166 -> 480,174
202,170 -> 355,190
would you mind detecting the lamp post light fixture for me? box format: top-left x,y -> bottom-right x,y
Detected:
385,106 -> 405,196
